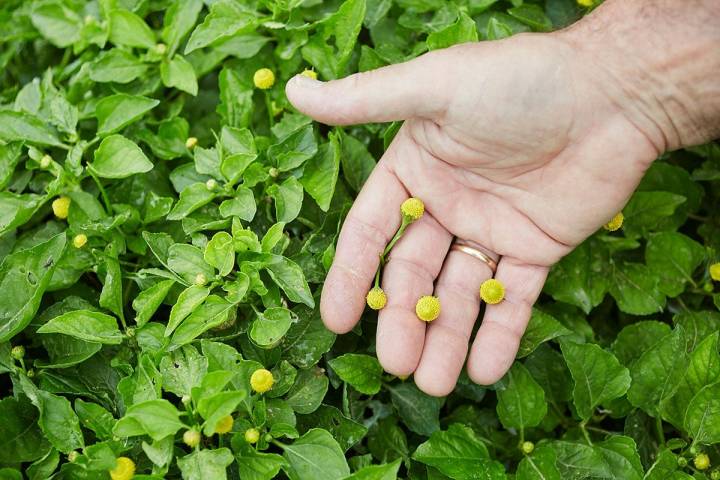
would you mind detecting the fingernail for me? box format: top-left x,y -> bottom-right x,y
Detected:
290,74 -> 322,88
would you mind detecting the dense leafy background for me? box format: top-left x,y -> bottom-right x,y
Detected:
1,0 -> 720,478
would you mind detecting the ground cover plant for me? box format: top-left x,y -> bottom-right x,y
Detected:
1,0 -> 720,478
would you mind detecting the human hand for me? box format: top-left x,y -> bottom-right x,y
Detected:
285,1 -> 720,396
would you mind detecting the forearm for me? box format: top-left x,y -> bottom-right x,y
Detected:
559,0 -> 720,152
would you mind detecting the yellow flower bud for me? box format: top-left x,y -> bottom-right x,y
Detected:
695,453 -> 711,471
154,43 -> 167,55
480,279 -> 505,305
301,69 -> 318,80
366,287 -> 387,310
109,457 -> 135,480
194,273 -> 207,285
604,212 -> 624,232
40,154 -> 52,169
577,0 -> 593,6
397,374 -> 409,381
269,167 -> 279,178
183,429 -> 201,448
401,197 -> 424,222
254,68 -> 275,90
68,450 -> 79,462
710,263 -> 720,282
250,368 -> 274,393
415,295 -> 440,322
73,234 -> 88,249
215,415 -> 234,434
244,428 -> 260,444
205,179 -> 217,190
521,441 -> 534,454
185,137 -> 198,149
52,196 -> 71,219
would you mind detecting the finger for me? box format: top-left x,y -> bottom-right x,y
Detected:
320,147 -> 408,334
466,258 -> 549,385
285,53 -> 449,125
376,213 -> 452,375
413,248 -> 494,397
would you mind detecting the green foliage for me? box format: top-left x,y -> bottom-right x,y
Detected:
0,0 -> 718,478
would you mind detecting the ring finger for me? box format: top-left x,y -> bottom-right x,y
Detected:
413,244 -> 496,396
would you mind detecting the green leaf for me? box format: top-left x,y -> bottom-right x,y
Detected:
611,320 -> 672,368
108,9 -> 155,49
37,309 -> 123,345
167,182 -> 217,220
162,0 -> 204,56
265,255 -> 315,308
560,340 -> 631,420
0,192 -> 46,238
684,381 -> 720,445
645,232 -> 705,297
344,458 -> 401,480
285,368 -> 329,414
166,285 -> 210,336
161,55 -> 198,96
412,424 -> 505,479
295,405 -> 367,452
609,262 -> 666,315
301,133 -> 341,211
268,177 -> 304,223
495,362 -> 547,429
204,231 -> 235,277
389,382 -> 443,436
282,305 -> 336,369
171,295 -> 234,347
427,12 -> 478,50
281,428 -> 350,480
544,239 -> 609,314
90,134 -> 154,179
30,1 -> 82,48
89,49 -> 148,84
547,441 -> 612,479
0,234 -> 66,343
516,444 -> 561,480
235,444 -> 287,480
178,448 -> 235,480
662,332 -> 720,429
507,4 -> 552,31
0,110 -> 62,146
113,399 -> 185,441
595,435 -> 643,480
185,0 -> 256,54
622,191 -> 686,238
340,132 -> 376,192
329,353 -> 383,395
627,327 -> 689,416
198,391 -> 245,435
132,279 -> 174,327
159,345 -> 209,397
518,309 -> 571,358
95,94 -> 159,136
268,125 -> 318,172
251,307 -> 293,348
0,397 -> 50,463
219,187 -> 256,221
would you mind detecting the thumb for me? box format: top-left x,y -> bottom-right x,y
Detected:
285,53 -> 449,125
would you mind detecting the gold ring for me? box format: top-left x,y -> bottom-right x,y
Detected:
450,240 -> 498,273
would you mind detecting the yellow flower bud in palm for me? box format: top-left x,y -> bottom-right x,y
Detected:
415,295 -> 440,322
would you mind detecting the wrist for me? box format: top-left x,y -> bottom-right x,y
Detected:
558,0 -> 720,152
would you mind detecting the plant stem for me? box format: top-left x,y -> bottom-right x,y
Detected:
656,416 -> 666,446
580,420 -> 593,446
88,169 -> 112,215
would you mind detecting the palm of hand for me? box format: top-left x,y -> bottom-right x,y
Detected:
287,35 -> 658,396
